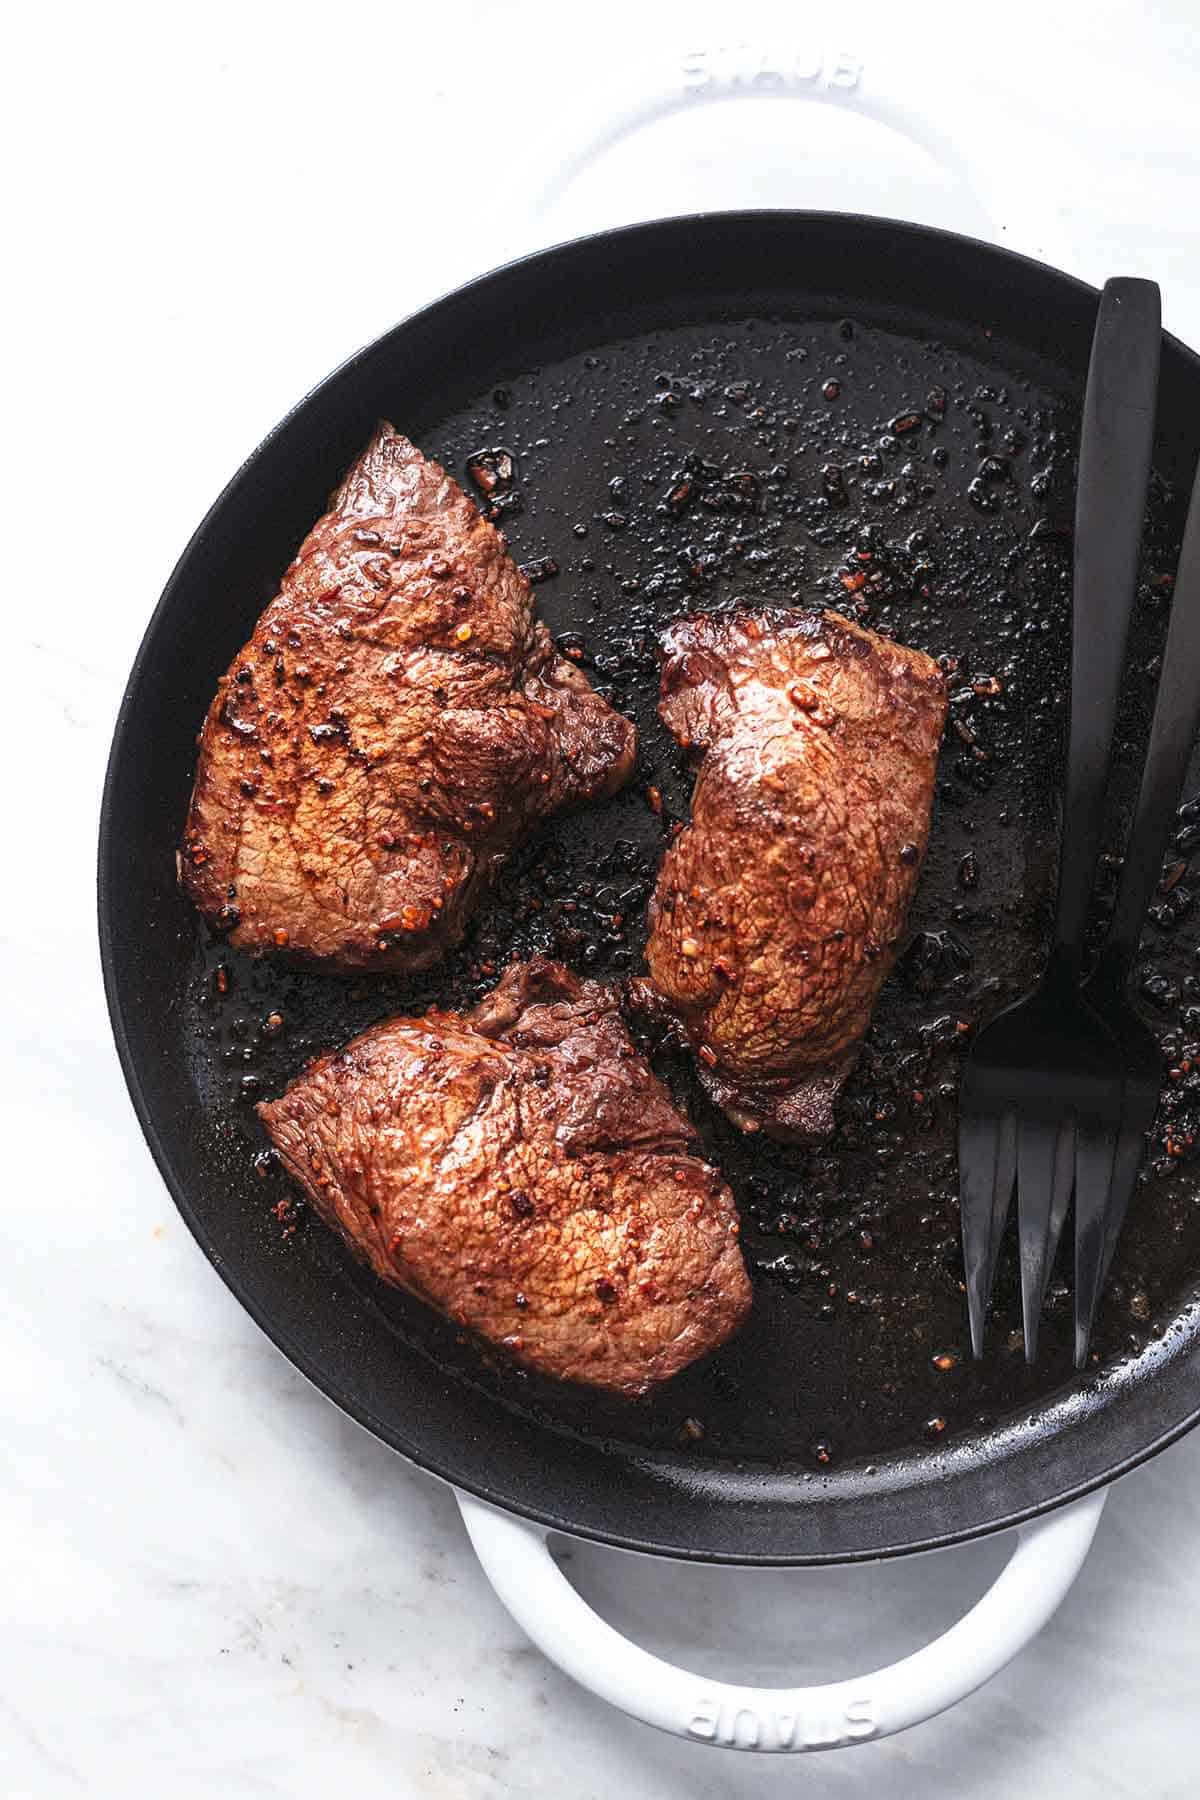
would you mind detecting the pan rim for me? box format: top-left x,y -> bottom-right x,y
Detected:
98,208 -> 1200,1564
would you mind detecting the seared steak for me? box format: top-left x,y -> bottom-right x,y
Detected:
639,607 -> 946,1140
257,959 -> 750,1394
181,427 -> 635,970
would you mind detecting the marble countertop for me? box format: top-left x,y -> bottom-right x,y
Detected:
8,2 -> 1200,1792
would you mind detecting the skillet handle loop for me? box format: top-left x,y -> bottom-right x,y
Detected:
457,1489 -> 1105,1753
499,41 -> 1068,267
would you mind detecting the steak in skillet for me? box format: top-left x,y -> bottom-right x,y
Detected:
181,427 -> 635,971
257,958 -> 750,1394
637,607 -> 947,1141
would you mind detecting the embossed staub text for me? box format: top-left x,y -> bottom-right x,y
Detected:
681,44 -> 864,98
686,1693 -> 877,1750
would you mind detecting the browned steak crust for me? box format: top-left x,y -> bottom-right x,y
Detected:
257,959 -> 750,1394
640,607 -> 946,1140
182,427 -> 635,970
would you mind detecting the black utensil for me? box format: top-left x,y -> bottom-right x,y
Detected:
958,276 -> 1162,1361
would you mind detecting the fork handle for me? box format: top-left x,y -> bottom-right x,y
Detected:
1050,278 -> 1161,985
1094,456 -> 1200,986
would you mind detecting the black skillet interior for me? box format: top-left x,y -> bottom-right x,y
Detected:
100,214 -> 1200,1564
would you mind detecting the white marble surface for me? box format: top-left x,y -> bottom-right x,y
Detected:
8,2 -> 1200,1792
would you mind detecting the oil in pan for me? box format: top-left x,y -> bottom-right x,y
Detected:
188,312 -> 1197,1472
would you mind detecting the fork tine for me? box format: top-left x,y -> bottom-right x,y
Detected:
1039,1116 -> 1077,1308
1073,1121 -> 1141,1366
1073,1116 -> 1120,1369
1098,1125 -> 1146,1297
960,1107 -> 1011,1358
990,1106 -> 1017,1307
1018,1114 -> 1067,1362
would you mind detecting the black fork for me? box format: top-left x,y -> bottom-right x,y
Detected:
958,277 -> 1161,1362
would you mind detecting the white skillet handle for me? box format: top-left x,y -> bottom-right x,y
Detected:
494,41 -> 1070,269
458,1488 -> 1106,1752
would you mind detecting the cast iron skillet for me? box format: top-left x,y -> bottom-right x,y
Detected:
99,213 -> 1200,1564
